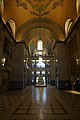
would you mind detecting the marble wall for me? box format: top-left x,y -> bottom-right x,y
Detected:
53,42 -> 71,89
50,57 -> 55,85
0,18 -> 30,92
0,18 -> 14,93
66,16 -> 80,91
10,43 -> 24,89
52,17 -> 80,90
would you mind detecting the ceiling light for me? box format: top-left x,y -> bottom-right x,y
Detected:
37,28 -> 43,56
38,51 -> 42,55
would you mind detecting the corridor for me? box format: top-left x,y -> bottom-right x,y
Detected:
0,86 -> 80,120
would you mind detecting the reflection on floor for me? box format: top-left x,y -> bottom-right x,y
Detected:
0,86 -> 80,120
35,84 -> 46,87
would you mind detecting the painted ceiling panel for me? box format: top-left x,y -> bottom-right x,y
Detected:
3,0 -> 77,31
2,0 -> 77,55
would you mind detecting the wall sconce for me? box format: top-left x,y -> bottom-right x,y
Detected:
1,57 -> 6,66
23,59 -> 26,63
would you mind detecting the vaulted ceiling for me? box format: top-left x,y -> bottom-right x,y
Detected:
3,0 -> 77,55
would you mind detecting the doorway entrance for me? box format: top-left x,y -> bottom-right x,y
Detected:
32,70 -> 50,86
36,71 -> 46,86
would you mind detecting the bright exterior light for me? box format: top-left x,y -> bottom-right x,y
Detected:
39,57 -> 42,63
46,60 -> 50,62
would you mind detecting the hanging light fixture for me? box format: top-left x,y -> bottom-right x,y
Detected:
37,28 -> 43,55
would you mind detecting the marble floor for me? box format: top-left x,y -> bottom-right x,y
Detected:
0,85 -> 80,120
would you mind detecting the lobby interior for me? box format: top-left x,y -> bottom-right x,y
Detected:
0,0 -> 80,120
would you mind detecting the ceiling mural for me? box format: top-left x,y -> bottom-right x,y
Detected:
3,0 -> 76,31
15,0 -> 64,17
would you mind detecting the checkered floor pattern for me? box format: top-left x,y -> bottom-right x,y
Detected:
0,86 -> 80,120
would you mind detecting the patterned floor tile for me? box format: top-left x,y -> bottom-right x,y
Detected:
0,86 -> 80,120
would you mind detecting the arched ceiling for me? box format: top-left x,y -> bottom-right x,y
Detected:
3,0 -> 77,30
3,0 -> 77,55
26,28 -> 55,44
25,28 -> 55,55
16,18 -> 65,42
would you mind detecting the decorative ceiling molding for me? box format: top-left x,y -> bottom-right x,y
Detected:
15,0 -> 64,17
16,18 -> 65,42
